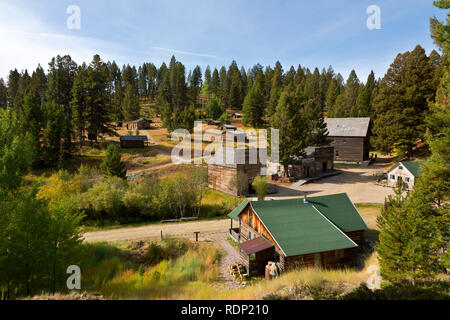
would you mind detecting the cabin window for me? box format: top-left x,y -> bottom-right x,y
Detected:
343,138 -> 347,143
405,177 -> 410,182
335,150 -> 339,157
391,175 -> 396,180
398,166 -> 403,170
335,249 -> 345,259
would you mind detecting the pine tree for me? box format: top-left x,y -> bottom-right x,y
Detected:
101,144 -> 127,179
376,187 -> 411,283
85,55 -> 115,143
270,85 -> 309,169
0,79 -> 7,109
205,94 -> 224,119
47,55 -> 77,158
121,84 -> 141,121
71,65 -> 89,147
242,78 -> 265,127
372,46 -> 437,156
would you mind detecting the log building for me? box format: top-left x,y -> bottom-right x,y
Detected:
228,193 -> 367,277
207,147 -> 266,196
324,118 -> 371,162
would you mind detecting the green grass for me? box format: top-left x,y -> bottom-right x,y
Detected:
78,239 -> 221,300
226,236 -> 240,251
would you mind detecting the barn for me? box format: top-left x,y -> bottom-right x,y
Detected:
120,136 -> 148,148
228,193 -> 367,277
387,161 -> 424,190
324,117 -> 371,162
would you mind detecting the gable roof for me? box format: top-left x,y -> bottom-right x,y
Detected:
250,200 -> 357,256
120,136 -> 148,141
228,199 -> 249,221
228,193 -> 367,256
400,161 -> 424,177
324,117 -> 371,137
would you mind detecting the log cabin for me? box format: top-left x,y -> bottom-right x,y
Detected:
228,193 -> 368,277
324,117 -> 371,162
207,147 -> 265,196
120,135 -> 148,148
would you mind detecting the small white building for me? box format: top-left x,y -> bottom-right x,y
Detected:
387,161 -> 424,190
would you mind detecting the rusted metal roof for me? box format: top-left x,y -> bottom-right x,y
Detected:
240,237 -> 274,255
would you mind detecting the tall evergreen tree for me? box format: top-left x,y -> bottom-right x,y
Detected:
372,46 -> 437,156
121,84 -> 141,121
101,144 -> 127,179
242,77 -> 265,127
47,55 -> 77,158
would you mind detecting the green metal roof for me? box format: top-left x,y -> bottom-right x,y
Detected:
227,193 -> 367,256
306,193 -> 368,232
228,199 -> 249,221
251,199 -> 358,256
401,161 -> 424,177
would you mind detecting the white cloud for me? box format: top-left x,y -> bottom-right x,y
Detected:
0,2 -> 121,78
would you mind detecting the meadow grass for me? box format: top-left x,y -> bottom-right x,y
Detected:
79,239 -> 221,300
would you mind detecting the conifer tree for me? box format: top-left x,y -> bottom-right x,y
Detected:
121,84 -> 141,121
101,144 -> 127,179
372,46 -> 437,156
242,78 -> 265,127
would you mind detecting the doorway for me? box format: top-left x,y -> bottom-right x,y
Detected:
322,162 -> 327,173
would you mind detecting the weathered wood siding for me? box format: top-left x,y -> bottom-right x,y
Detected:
208,165 -> 238,195
329,136 -> 368,162
208,163 -> 263,196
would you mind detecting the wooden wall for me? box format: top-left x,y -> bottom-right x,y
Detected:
329,136 -> 368,162
238,205 -> 365,274
208,162 -> 263,196
208,165 -> 238,195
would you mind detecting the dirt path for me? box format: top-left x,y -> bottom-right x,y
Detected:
209,234 -> 241,289
83,219 -> 231,242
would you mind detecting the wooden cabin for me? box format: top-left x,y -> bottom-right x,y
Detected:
120,136 -> 148,148
324,118 -> 371,162
207,147 -> 265,196
278,146 -> 334,179
228,193 -> 368,276
125,118 -> 152,130
219,124 -> 237,131
387,161 -> 424,190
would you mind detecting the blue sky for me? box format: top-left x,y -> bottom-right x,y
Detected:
0,0 -> 446,82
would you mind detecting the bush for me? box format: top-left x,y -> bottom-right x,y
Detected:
342,282 -> 450,300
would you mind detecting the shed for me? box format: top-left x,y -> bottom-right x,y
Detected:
324,117 -> 371,162
239,237 -> 275,277
120,136 -> 148,148
220,124 -> 237,131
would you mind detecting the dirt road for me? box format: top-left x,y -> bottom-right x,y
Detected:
270,160 -> 395,203
83,219 -> 231,242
